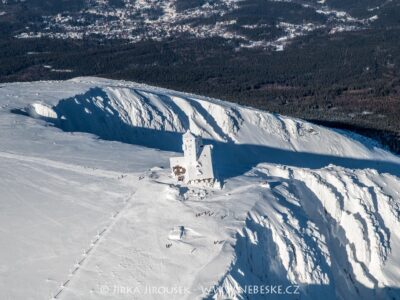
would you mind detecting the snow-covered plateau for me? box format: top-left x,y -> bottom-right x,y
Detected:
0,77 -> 400,300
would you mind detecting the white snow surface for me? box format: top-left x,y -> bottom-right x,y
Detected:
0,77 -> 400,300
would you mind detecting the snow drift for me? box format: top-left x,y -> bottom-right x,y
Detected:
1,77 -> 400,300
24,83 -> 400,179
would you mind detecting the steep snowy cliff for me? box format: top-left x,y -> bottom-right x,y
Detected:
0,77 -> 399,299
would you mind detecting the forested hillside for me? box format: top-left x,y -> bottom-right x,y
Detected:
1,0 -> 399,152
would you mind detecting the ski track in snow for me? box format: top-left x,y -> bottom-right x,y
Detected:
0,151 -> 122,179
51,190 -> 137,299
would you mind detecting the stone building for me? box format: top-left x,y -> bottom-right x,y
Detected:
170,131 -> 215,185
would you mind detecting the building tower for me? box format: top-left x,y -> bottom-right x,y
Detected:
170,130 -> 215,186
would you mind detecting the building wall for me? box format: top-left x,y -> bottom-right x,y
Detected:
171,132 -> 214,184
196,145 -> 214,180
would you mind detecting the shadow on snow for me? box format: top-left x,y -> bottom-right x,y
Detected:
16,87 -> 400,181
13,88 -> 400,299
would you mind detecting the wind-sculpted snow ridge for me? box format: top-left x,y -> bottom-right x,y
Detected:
22,78 -> 400,179
2,77 -> 400,299
22,79 -> 399,158
212,165 -> 400,299
33,85 -> 242,146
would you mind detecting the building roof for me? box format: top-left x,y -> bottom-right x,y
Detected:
183,130 -> 196,140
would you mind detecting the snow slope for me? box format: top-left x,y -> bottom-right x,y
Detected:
0,77 -> 399,299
